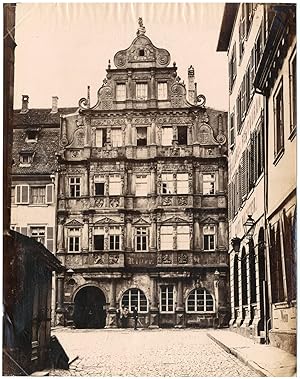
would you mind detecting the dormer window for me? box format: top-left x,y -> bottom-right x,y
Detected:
158,82 -> 168,100
136,83 -> 148,100
139,49 -> 145,57
19,151 -> 34,166
25,128 -> 39,143
116,83 -> 126,101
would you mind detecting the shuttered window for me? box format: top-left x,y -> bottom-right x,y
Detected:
16,185 -> 30,204
47,226 -> 54,252
46,184 -> 54,204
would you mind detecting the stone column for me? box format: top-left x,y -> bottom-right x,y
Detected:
194,218 -> 200,250
56,275 -> 65,326
214,270 -> 220,327
175,278 -> 185,328
150,214 -> 157,251
218,216 -> 227,250
150,70 -> 155,100
150,167 -> 156,195
149,274 -> 159,328
82,214 -> 89,253
150,117 -> 156,145
218,165 -> 224,194
57,215 -> 65,253
106,279 -> 118,328
125,118 -> 132,145
125,216 -> 133,251
82,169 -> 89,196
127,170 -> 132,195
194,167 -> 200,193
127,71 -> 132,100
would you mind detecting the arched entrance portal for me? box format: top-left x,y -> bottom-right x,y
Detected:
73,286 -> 106,329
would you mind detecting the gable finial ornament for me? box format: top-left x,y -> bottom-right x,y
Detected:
137,17 -> 146,36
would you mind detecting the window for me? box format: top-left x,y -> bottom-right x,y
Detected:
230,111 -> 235,148
109,227 -> 121,250
178,126 -> 187,145
274,80 -> 284,157
158,82 -> 168,100
289,52 -> 296,132
160,226 -> 173,250
203,174 -> 216,195
161,173 -> 174,194
15,184 -> 29,204
26,129 -> 38,142
31,186 -> 45,204
69,177 -> 81,197
94,227 -> 105,250
121,288 -> 148,313
135,227 -> 148,251
177,173 -> 188,194
20,152 -> 33,165
239,4 -> 246,61
30,226 -> 45,245
109,175 -> 121,195
68,228 -> 81,252
229,43 -> 237,92
11,187 -> 15,205
46,184 -> 54,204
136,127 -> 147,146
111,128 -> 122,147
161,127 -> 173,146
116,83 -> 126,101
187,288 -> 214,312
95,129 -> 107,147
160,285 -> 174,313
139,49 -> 144,57
94,176 -> 105,196
135,175 -> 148,196
136,83 -> 148,100
203,225 -> 215,251
177,225 -> 190,250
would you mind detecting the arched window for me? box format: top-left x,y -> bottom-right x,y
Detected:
234,255 -> 239,307
121,288 -> 148,313
186,288 -> 214,313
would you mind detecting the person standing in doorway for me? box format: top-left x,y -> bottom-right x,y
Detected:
133,306 -> 138,330
123,306 -> 129,328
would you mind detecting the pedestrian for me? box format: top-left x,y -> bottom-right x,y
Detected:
133,306 -> 138,330
116,307 -> 121,328
122,306 -> 129,328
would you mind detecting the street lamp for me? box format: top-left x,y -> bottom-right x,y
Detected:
243,215 -> 255,240
231,236 -> 241,253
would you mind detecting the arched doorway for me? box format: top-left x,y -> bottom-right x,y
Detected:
73,286 -> 106,329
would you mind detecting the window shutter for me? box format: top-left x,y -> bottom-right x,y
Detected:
21,227 -> 27,236
228,182 -> 232,220
21,185 -> 29,203
46,184 -> 54,204
241,151 -> 246,198
16,185 -> 21,203
46,227 -> 54,252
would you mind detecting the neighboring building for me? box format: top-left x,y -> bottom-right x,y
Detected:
56,20 -> 229,329
217,4 -> 296,355
254,5 -> 296,355
217,4 -> 266,342
4,4 -> 64,375
11,96 -> 76,324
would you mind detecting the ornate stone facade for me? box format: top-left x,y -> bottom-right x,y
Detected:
57,20 -> 229,329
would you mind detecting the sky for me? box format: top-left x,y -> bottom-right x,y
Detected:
13,3 -> 228,111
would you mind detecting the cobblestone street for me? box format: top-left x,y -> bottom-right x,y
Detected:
50,328 -> 257,377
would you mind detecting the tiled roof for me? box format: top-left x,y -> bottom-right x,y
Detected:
13,107 -> 78,126
12,127 -> 60,175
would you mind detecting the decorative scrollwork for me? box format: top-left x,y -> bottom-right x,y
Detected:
216,134 -> 227,145
196,94 -> 206,107
79,97 -> 90,110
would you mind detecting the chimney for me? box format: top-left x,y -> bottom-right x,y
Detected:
51,96 -> 58,113
20,95 -> 29,113
188,65 -> 195,104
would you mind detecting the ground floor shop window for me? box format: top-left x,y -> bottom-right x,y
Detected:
186,288 -> 214,312
160,285 -> 174,313
121,288 -> 148,313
